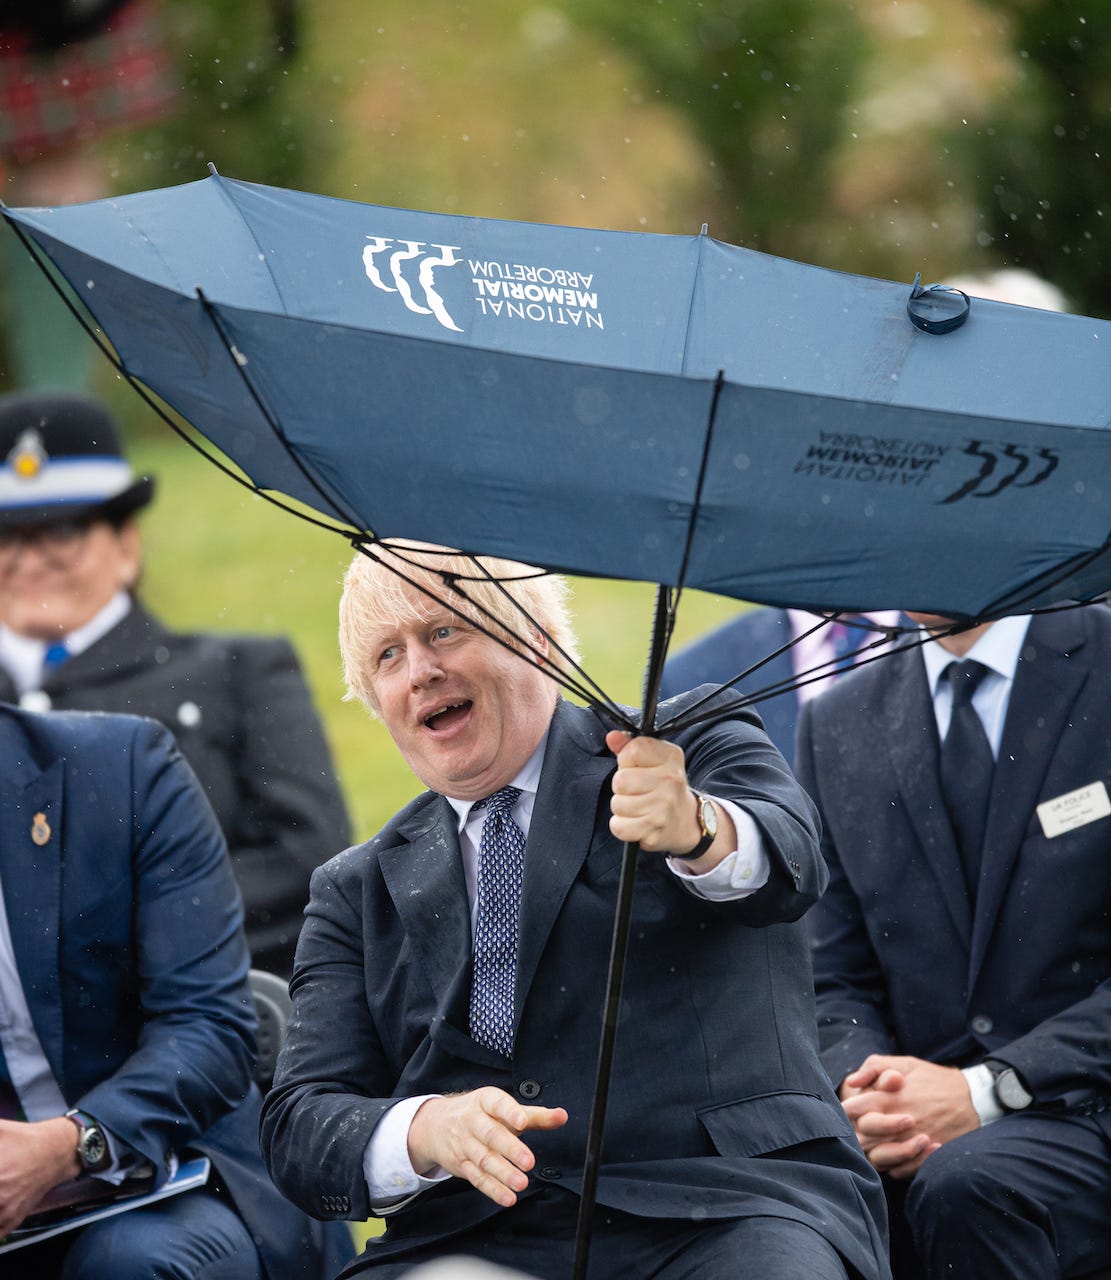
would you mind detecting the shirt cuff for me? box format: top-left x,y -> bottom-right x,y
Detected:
963,1063 -> 1004,1126
666,797 -> 770,899
364,1095 -> 451,1214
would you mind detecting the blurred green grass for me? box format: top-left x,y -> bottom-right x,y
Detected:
126,421 -> 741,843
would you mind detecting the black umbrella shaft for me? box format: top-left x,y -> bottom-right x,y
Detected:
571,585 -> 673,1280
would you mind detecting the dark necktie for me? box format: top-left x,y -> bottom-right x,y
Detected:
469,786 -> 525,1057
939,660 -> 994,899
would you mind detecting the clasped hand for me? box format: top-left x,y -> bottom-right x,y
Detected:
840,1054 -> 979,1179
407,1088 -> 568,1207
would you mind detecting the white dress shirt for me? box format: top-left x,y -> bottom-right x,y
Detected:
364,722 -> 772,1209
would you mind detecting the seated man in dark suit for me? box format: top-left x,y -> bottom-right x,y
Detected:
796,607 -> 1111,1279
661,606 -> 899,767
261,543 -> 890,1279
0,390 -> 352,977
0,701 -> 348,1277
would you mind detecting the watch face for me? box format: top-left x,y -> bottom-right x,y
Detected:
699,796 -> 717,838
996,1069 -> 1033,1111
80,1127 -> 108,1169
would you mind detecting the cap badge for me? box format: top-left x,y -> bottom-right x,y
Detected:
7,428 -> 47,481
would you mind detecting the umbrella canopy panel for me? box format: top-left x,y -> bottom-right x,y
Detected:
6,173 -> 1111,616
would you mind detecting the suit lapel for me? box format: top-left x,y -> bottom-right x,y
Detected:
886,651 -> 973,945
379,702 -> 615,1067
514,701 -> 616,1025
379,793 -> 472,1017
0,729 -> 66,1082
969,611 -> 1090,982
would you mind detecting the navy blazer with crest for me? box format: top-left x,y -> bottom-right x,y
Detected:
261,690 -> 890,1279
796,606 -> 1111,1123
0,703 -> 333,1276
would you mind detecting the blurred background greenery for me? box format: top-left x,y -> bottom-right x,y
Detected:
2,0 -> 1107,838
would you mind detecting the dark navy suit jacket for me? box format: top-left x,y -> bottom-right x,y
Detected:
796,607 -> 1111,1123
0,704 -> 331,1277
262,692 -> 890,1279
661,607 -> 799,765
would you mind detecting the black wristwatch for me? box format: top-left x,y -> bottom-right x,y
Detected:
985,1060 -> 1034,1113
65,1108 -> 112,1173
672,791 -> 718,861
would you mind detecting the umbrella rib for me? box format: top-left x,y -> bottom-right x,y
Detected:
197,289 -> 374,536
0,209 -> 355,539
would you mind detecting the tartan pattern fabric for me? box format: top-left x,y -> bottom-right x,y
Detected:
468,786 -> 525,1058
0,0 -> 176,163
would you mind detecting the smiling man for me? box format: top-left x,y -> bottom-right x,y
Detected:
260,543 -> 889,1280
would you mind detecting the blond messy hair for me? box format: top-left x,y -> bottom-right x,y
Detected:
339,541 -> 580,714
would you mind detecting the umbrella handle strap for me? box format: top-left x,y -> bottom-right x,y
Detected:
907,272 -> 971,334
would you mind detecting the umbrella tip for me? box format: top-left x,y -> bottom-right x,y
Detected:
700,223 -> 709,237
207,162 -> 220,177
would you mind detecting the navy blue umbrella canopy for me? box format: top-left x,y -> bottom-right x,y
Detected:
6,171 -> 1111,622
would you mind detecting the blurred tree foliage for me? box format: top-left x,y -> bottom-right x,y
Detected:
114,0 -> 335,191
565,0 -> 872,267
957,1 -> 1110,317
569,0 -> 1108,317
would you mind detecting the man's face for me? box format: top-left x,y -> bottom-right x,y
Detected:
0,518 -> 140,640
906,610 -> 994,656
366,578 -> 557,801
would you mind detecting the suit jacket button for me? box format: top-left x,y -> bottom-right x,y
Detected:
540,1166 -> 561,1179
518,1079 -> 541,1100
971,1015 -> 993,1035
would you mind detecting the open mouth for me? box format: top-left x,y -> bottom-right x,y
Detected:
422,701 -> 472,731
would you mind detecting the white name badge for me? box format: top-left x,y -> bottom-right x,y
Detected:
1036,781 -> 1111,839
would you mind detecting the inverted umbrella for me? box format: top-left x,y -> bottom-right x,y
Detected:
5,170 -> 1111,623
6,173 -> 1111,1275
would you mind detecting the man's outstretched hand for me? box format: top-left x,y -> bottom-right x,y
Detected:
408,1088 -> 568,1206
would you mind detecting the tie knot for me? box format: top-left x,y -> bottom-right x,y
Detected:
946,659 -> 990,707
42,641 -> 69,672
477,786 -> 522,820
828,620 -> 859,666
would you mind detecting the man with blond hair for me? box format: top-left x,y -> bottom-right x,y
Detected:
261,543 -> 889,1280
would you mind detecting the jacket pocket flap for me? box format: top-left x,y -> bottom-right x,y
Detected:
699,1091 -> 849,1157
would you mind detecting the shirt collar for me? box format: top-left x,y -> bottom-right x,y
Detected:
919,614 -> 1032,695
0,592 -> 131,694
446,724 -> 551,832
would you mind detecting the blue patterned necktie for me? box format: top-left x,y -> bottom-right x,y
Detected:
469,785 -> 525,1057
